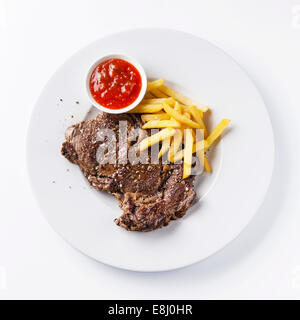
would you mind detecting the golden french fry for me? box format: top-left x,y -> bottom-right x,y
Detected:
128,77 -> 228,175
191,129 -> 196,141
159,85 -> 209,112
203,156 -> 212,172
196,139 -> 208,151
190,106 -> 208,137
141,98 -> 169,104
147,79 -> 164,92
140,97 -> 173,107
174,101 -> 182,113
206,119 -> 231,148
172,140 -> 207,162
142,120 -> 182,129
163,102 -> 201,129
158,137 -> 171,159
181,113 -> 195,141
129,104 -> 163,113
141,113 -> 170,122
183,129 -> 194,179
196,141 -> 204,171
167,101 -> 181,123
164,96 -> 176,106
168,129 -> 183,161
144,92 -> 155,99
184,112 -> 191,119
181,105 -> 204,118
196,150 -> 212,172
195,139 -> 212,173
150,88 -> 168,98
140,128 -> 176,151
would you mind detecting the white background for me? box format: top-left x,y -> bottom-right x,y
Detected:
0,0 -> 300,300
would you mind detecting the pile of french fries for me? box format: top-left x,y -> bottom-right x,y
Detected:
128,78 -> 230,179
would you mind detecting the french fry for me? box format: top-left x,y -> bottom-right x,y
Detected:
142,120 -> 182,129
141,113 -> 170,122
163,102 -> 201,129
191,130 -> 196,141
170,102 -> 182,126
196,150 -> 212,172
159,84 -> 209,112
144,92 -> 155,99
194,135 -> 212,172
158,137 -> 171,159
164,96 -> 176,106
140,128 -> 176,151
190,106 -> 208,137
133,78 -> 229,175
172,140 -> 207,163
141,98 -> 169,104
206,119 -> 231,148
196,144 -> 204,163
147,79 -> 164,92
203,156 -> 212,172
181,105 -> 203,118
180,128 -> 185,140
129,104 -> 163,113
183,129 -> 194,179
196,139 -> 208,151
168,129 -> 183,161
174,101 -> 182,113
184,112 -> 191,119
140,97 -> 173,107
150,88 -> 168,98
182,112 -> 196,141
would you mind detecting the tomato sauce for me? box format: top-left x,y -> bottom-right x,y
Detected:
89,58 -> 142,110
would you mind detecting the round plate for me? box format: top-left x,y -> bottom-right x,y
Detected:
27,29 -> 274,272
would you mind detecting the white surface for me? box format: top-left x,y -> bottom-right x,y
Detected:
27,29 -> 274,272
0,0 -> 299,298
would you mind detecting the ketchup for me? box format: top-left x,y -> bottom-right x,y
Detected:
89,58 -> 142,110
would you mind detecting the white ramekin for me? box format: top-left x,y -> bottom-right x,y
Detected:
86,54 -> 147,114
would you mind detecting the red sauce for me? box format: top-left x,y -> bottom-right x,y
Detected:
89,58 -> 142,110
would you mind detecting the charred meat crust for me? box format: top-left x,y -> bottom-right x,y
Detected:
61,112 -> 197,231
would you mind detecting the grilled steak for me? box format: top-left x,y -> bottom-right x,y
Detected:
61,112 -> 197,231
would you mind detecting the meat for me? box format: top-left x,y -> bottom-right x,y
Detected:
115,166 -> 196,231
61,112 -> 197,231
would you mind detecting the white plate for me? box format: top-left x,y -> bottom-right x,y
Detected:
27,29 -> 274,272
